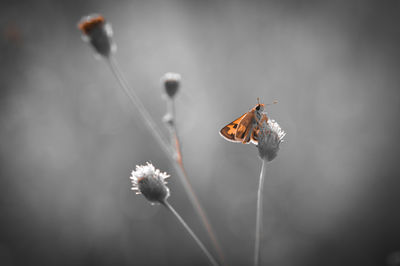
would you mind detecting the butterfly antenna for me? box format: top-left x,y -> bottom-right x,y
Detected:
265,100 -> 278,106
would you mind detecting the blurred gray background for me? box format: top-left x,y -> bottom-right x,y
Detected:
1,0 -> 400,265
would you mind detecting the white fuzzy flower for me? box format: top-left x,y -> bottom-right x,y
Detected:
130,162 -> 170,204
257,119 -> 286,161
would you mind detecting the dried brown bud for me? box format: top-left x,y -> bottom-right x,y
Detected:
78,14 -> 116,58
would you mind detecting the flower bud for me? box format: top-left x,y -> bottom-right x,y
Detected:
78,14 -> 116,58
161,72 -> 181,98
130,162 -> 170,204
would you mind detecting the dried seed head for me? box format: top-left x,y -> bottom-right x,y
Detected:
161,72 -> 181,98
257,119 -> 286,161
78,14 -> 116,58
130,162 -> 170,204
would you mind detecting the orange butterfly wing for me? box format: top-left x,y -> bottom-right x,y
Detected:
220,104 -> 267,145
234,111 -> 255,144
219,113 -> 247,143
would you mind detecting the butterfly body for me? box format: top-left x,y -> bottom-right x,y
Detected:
220,103 -> 268,145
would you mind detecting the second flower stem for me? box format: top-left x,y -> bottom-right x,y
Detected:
161,200 -> 220,266
254,158 -> 267,266
166,98 -> 226,266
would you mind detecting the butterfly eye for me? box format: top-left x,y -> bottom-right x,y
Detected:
256,105 -> 261,111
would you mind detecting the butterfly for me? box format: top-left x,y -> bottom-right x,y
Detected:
220,99 -> 272,145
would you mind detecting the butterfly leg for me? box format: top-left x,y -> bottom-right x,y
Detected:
257,114 -> 268,126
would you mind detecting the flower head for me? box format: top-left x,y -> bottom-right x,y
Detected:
161,72 -> 181,98
257,118 -> 286,161
130,162 -> 170,204
78,14 -> 116,58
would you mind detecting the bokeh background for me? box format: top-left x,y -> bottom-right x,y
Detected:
1,0 -> 400,265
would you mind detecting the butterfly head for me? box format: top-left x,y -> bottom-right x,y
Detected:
255,103 -> 265,112
255,97 -> 265,112
255,98 -> 278,113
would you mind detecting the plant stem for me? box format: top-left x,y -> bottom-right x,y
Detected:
106,56 -> 224,264
166,99 -> 181,162
106,56 -> 173,156
166,98 -> 226,266
161,200 -> 220,266
254,158 -> 267,266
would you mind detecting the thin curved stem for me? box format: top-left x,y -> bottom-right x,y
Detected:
162,200 -> 220,266
106,56 -> 173,156
254,158 -> 267,266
